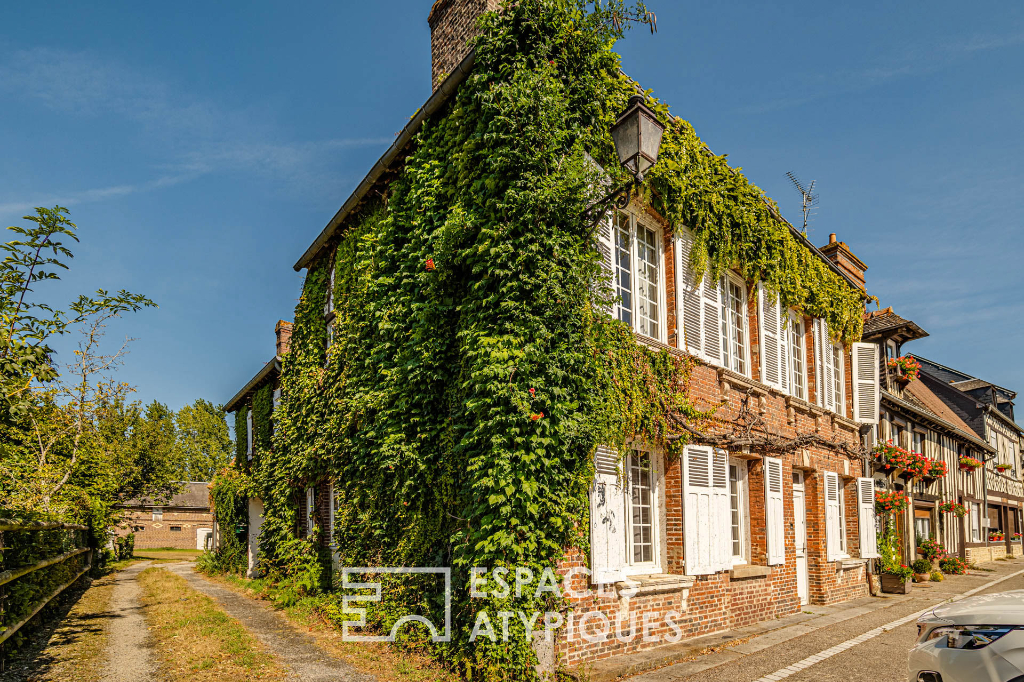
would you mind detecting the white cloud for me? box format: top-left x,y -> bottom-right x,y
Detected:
0,48 -> 391,211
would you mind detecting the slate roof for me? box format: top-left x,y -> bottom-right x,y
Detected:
903,379 -> 977,437
122,482 -> 211,510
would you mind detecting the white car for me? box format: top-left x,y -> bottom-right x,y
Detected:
911,591 -> 1024,682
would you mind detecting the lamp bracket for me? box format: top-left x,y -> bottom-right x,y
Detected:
583,176 -> 640,236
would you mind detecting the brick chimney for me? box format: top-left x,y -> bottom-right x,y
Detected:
275,320 -> 293,357
428,0 -> 500,89
819,233 -> 867,292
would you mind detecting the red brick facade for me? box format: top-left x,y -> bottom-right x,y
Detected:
119,507 -> 214,549
428,0 -> 500,88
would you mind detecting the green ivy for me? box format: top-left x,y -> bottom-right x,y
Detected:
234,405 -> 248,467
200,466 -> 249,575
247,1 -> 867,678
253,384 -> 273,451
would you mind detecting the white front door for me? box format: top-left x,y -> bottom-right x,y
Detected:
196,527 -> 213,550
793,472 -> 809,605
247,498 -> 264,578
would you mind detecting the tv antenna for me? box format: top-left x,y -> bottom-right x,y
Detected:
786,172 -> 818,233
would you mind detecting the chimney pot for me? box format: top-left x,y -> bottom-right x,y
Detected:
275,320 -> 293,357
829,233 -> 837,244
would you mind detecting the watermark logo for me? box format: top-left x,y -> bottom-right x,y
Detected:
339,565 -> 684,644
341,567 -> 452,643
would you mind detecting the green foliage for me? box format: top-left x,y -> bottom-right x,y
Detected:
234,405 -> 248,467
201,467 -> 249,576
911,558 -> 931,574
877,516 -> 903,573
174,399 -> 233,481
114,533 -> 135,561
0,526 -> 90,649
940,555 -> 968,575
252,384 -> 273,452
929,570 -> 943,582
245,1 -> 868,678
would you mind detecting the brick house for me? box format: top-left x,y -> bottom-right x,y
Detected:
913,356 -> 1024,562
861,308 -> 996,564
266,1 -> 894,670
117,481 -> 214,550
224,320 -> 290,576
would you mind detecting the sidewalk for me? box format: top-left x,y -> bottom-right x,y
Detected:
586,558 -> 1024,682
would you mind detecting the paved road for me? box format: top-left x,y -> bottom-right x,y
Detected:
646,564 -> 1024,682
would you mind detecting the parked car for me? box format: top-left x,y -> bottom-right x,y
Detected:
911,591 -> 1024,681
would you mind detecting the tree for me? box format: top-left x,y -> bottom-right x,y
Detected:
173,399 -> 233,482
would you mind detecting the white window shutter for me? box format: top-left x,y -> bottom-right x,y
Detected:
852,342 -> 880,424
306,487 -> 315,533
590,446 -> 626,584
757,285 -> 783,391
597,215 -> 615,315
812,318 -> 823,407
824,472 -> 841,561
677,228 -> 703,358
684,446 -> 716,575
272,388 -> 282,410
246,410 -> 254,458
712,450 -> 731,571
857,478 -> 879,559
764,457 -> 786,565
702,276 -> 723,366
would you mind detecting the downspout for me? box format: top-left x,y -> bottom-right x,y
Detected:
674,236 -> 683,353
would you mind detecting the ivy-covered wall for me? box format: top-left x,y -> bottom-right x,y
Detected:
250,1 -> 867,678
234,405 -> 248,467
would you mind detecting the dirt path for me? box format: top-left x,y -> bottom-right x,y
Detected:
163,562 -> 376,682
100,561 -> 161,682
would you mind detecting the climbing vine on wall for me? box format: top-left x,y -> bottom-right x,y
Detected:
253,384 -> 273,451
233,405 -> 247,467
249,1 -> 867,678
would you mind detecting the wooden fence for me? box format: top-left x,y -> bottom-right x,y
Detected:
0,521 -> 92,646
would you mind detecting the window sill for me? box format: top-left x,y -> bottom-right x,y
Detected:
618,573 -> 694,595
838,558 -> 864,571
730,564 -> 771,580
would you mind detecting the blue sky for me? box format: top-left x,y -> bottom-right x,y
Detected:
1,1 -> 1022,412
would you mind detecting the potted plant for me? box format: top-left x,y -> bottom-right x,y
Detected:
875,490 -> 909,516
995,463 -> 1013,473
881,564 -> 914,593
873,442 -> 914,476
912,558 -> 932,582
887,356 -> 921,383
989,531 -> 1005,542
917,538 -> 945,562
927,460 -> 948,479
1014,532 -> 1022,543
959,455 -> 983,472
937,501 -> 967,517
939,556 -> 968,575
904,452 -> 931,479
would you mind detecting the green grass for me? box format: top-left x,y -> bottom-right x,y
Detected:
133,548 -> 203,561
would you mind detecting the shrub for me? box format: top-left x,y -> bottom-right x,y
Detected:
930,570 -> 944,582
113,533 -> 135,561
911,558 -> 931,574
940,556 -> 968,575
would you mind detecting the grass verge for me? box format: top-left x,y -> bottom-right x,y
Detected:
210,573 -> 459,682
138,567 -> 286,681
133,548 -> 202,561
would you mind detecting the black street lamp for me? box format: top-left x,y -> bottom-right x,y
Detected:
585,95 -> 666,231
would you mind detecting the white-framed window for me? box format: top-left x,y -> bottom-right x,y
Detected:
970,502 -> 982,542
728,459 -> 749,566
152,507 -> 163,521
306,487 -> 316,535
831,342 -> 845,415
590,446 -> 666,582
611,210 -> 666,342
325,256 -> 337,350
626,450 -> 661,570
913,430 -> 925,455
720,274 -> 749,376
824,471 -> 849,560
789,313 -> 807,400
886,340 -> 897,360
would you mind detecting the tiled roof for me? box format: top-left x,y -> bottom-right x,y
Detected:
903,380 -> 979,440
862,307 -> 928,340
950,378 -> 994,392
122,482 -> 211,510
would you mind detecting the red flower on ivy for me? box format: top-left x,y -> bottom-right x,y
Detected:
425,258 -> 435,271
531,412 -> 544,421
529,388 -> 536,397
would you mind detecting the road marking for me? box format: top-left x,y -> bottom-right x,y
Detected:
750,568 -> 1024,682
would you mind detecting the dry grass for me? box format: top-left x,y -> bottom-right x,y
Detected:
138,567 -> 286,681
211,574 -> 460,682
0,573 -> 115,682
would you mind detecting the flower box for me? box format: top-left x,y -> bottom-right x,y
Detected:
887,356 -> 921,382
938,502 -> 967,517
875,490 -> 909,515
995,464 -> 1013,473
959,456 -> 983,472
880,573 -> 912,594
